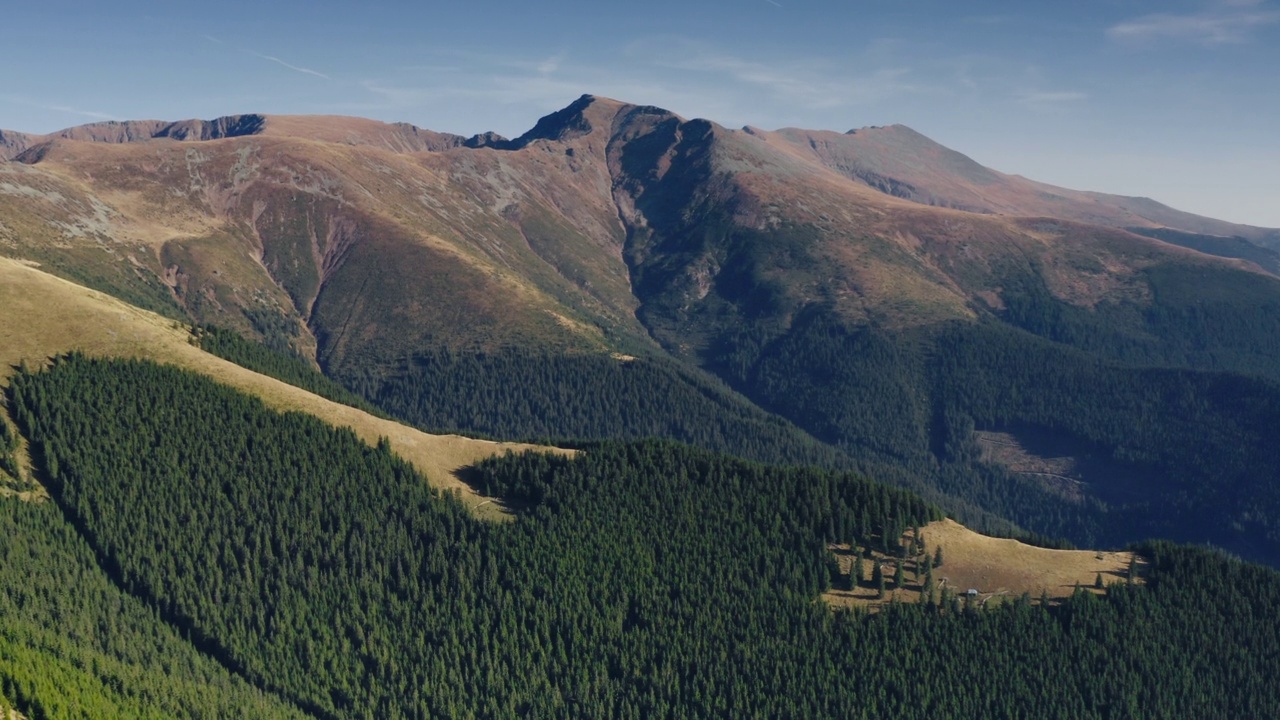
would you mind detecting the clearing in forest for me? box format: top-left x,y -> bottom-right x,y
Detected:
823,518 -> 1139,611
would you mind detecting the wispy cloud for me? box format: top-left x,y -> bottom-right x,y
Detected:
0,94 -> 119,122
963,15 -> 1014,26
641,38 -> 925,110
202,35 -> 331,80
1018,91 -> 1088,109
242,50 -> 331,80
535,52 -> 565,75
347,37 -> 933,137
1108,1 -> 1280,45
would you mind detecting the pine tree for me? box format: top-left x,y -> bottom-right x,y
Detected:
933,545 -> 944,569
873,563 -> 885,599
894,559 -> 905,589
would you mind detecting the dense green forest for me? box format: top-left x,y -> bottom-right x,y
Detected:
192,324 -> 386,417
5,355 -> 1280,718
193,271 -> 1280,561
336,348 -> 852,468
714,306 -> 1280,563
0,499 -> 311,719
0,411 -> 19,483
996,262 -> 1280,379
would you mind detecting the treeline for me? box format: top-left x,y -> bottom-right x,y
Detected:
999,261 -> 1280,381
338,348 -> 853,468
192,324 -> 386,417
0,412 -> 19,481
6,355 -> 1280,717
716,306 -> 1280,562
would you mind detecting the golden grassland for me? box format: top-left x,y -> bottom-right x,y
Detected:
824,518 -> 1138,611
0,256 -> 570,520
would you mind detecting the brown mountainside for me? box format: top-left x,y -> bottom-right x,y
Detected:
0,129 -> 40,161
766,123 -> 1277,244
1,95 -> 1277,374
7,96 -> 1280,564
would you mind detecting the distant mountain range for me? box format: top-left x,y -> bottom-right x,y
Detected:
5,94 -> 1280,562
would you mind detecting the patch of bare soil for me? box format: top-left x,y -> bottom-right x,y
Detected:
975,430 -> 1086,503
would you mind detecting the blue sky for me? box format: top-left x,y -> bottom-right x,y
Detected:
3,0 -> 1278,226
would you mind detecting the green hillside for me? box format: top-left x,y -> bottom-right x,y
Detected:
338,348 -> 852,468
714,308 -> 1280,562
0,500 -> 311,718
4,355 -> 1280,718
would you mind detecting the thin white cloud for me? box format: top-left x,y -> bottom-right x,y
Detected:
963,15 -> 1014,26
242,50 -> 331,80
1016,90 -> 1089,115
1108,2 -> 1280,45
202,33 -> 331,80
1020,91 -> 1088,104
640,38 -> 924,110
0,94 -> 119,122
535,52 -> 565,75
765,0 -> 784,8
350,38 -> 943,136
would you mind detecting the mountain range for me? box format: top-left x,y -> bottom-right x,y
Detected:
5,93 -> 1280,718
4,94 -> 1280,562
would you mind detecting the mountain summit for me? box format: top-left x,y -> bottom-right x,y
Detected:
2,94 -> 1277,360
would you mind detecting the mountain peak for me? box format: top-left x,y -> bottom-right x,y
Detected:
514,95 -> 597,145
504,94 -> 641,149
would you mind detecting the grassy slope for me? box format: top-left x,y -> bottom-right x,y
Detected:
824,519 -> 1136,610
0,257 -> 567,519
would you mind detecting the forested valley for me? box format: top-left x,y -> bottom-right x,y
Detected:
200,295 -> 1280,564
701,303 -> 1280,563
3,354 -> 1279,718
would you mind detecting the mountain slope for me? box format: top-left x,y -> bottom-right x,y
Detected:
0,256 -> 558,516
7,358 -> 1280,718
4,98 -> 1275,365
5,97 -> 1280,559
0,107 -> 655,374
0,498 -> 316,719
768,123 -> 1280,246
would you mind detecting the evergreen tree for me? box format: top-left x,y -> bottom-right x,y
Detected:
8,354 -> 1280,719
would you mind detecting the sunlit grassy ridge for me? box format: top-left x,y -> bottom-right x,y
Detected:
0,256 -> 568,519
